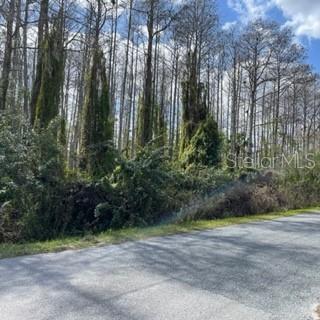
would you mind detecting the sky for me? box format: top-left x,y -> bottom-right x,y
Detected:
218,0 -> 320,73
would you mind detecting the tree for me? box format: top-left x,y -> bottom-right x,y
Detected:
179,51 -> 207,154
34,13 -> 64,129
269,26 -> 303,154
175,0 -> 218,156
23,0 -> 32,116
225,28 -> 241,160
118,0 -> 133,151
0,0 -> 15,110
0,0 -> 319,172
137,0 -> 174,148
240,19 -> 275,158
80,48 -> 113,176
180,116 -> 221,167
30,0 -> 49,124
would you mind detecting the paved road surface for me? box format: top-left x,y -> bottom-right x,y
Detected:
1,213 -> 320,320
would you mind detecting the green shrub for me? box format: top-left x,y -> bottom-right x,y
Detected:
0,112 -> 67,241
97,147 -> 185,228
180,117 -> 222,168
178,171 -> 287,221
2,109 -> 319,243
95,149 -> 234,228
280,154 -> 320,208
0,202 -> 22,242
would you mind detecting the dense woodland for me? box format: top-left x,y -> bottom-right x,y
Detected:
0,0 -> 320,242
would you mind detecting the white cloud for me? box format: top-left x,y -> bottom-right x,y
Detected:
222,21 -> 238,31
227,0 -> 320,39
273,0 -> 320,39
227,0 -> 273,22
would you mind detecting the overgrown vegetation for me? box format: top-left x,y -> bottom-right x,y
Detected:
0,113 -> 66,241
0,111 -> 223,242
1,111 -> 319,245
1,1 -> 320,251
280,154 -> 320,208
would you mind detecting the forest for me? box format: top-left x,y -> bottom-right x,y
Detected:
0,0 -> 320,243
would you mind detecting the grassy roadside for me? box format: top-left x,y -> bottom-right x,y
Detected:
0,207 -> 319,260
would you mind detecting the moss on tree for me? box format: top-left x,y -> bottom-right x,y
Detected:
179,50 -> 214,164
33,15 -> 64,129
136,95 -> 145,150
80,48 -> 114,177
178,50 -> 221,167
152,103 -> 167,149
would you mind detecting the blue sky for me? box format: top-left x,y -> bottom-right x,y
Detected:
217,0 -> 320,73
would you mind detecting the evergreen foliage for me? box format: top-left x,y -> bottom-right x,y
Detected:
0,112 -> 319,242
280,154 -> 320,207
0,113 -> 66,241
104,147 -> 177,228
1,0 -> 320,251
180,117 -> 222,167
178,51 -> 220,167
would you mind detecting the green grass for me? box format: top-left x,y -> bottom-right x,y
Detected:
0,207 -> 319,259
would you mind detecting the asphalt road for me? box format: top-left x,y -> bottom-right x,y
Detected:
1,213 -> 320,320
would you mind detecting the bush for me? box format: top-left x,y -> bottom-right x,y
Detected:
96,147 -> 188,228
180,117 -> 222,168
0,202 -> 22,242
0,113 -> 67,241
280,154 -> 320,208
48,181 -> 112,235
2,110 -> 319,243
0,113 -> 229,241
179,171 -> 287,221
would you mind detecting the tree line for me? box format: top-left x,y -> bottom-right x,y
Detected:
0,0 -> 319,174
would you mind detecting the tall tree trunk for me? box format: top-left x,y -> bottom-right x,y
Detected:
30,0 -> 49,124
130,41 -> 139,158
118,0 -> 133,151
139,0 -> 155,147
0,0 -> 15,110
10,0 -> 22,110
23,0 -> 31,116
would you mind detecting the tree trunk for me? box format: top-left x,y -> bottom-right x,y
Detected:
30,0 -> 49,124
0,0 -> 15,110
